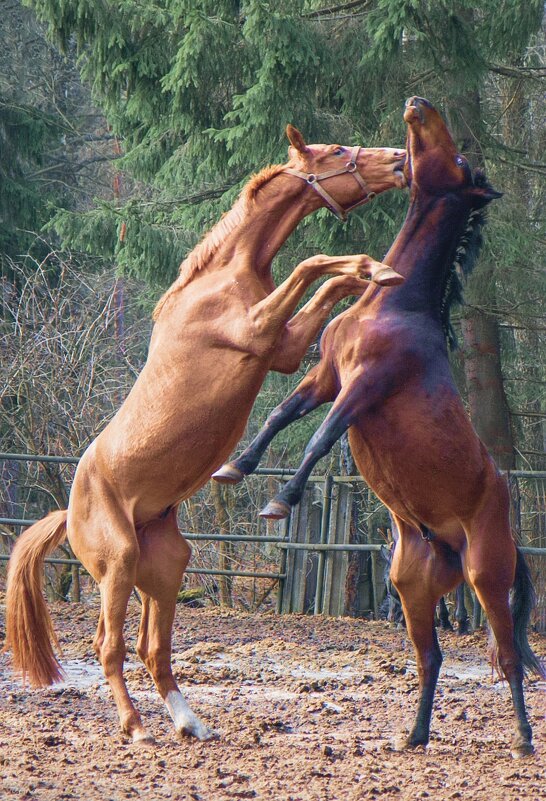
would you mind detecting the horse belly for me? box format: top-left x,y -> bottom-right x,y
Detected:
87,356 -> 268,521
347,391 -> 488,534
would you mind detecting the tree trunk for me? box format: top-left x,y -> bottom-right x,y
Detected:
460,310 -> 515,469
210,481 -> 234,607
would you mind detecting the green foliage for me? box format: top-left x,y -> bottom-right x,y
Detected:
8,0 -> 545,464
0,99 -> 62,260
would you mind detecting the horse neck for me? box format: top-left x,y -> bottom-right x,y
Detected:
369,193 -> 471,319
208,174 -> 315,289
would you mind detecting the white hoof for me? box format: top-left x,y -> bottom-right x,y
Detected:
132,730 -> 156,747
166,691 -> 218,742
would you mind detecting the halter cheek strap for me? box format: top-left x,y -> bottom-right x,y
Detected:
284,145 -> 377,221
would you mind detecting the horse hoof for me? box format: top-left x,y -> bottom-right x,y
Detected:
510,740 -> 534,759
178,723 -> 219,742
393,733 -> 428,752
132,731 -> 156,747
373,267 -> 404,286
211,464 -> 245,484
259,499 -> 291,520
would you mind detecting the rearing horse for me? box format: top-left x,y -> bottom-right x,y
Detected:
5,127 -> 406,745
214,100 -> 544,757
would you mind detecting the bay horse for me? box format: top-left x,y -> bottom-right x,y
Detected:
213,100 -> 544,757
4,126 -> 406,745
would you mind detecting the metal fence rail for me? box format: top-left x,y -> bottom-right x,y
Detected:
1,452 -> 545,621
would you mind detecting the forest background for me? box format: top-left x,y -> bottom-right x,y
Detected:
0,0 -> 544,609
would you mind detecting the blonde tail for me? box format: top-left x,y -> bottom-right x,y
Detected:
5,510 -> 68,686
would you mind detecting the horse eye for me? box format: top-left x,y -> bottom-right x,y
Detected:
333,147 -> 344,156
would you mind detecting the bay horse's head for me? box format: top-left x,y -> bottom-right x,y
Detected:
284,125 -> 406,220
403,97 -> 502,207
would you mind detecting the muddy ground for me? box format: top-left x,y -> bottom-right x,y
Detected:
0,597 -> 544,801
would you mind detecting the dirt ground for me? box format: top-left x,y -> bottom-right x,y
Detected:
0,597 -> 544,801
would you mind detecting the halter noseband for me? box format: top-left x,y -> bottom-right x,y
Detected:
284,145 -> 376,221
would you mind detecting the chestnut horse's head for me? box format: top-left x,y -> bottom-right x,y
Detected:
403,97 -> 502,207
284,125 -> 406,220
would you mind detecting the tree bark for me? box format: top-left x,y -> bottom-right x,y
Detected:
210,481 -> 234,607
460,310 -> 515,469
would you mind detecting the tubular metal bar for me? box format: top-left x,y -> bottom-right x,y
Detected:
1,517 -> 543,557
0,452 -> 79,465
314,475 -> 333,615
1,452 -> 544,480
0,554 -> 79,565
276,517 -> 290,614
184,568 -> 284,579
0,553 -> 283,580
0,518 -> 285,544
279,542 -> 384,552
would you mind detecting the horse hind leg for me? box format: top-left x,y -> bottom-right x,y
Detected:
136,511 -> 216,741
390,523 -> 463,749
463,499 -> 542,758
70,502 -> 151,744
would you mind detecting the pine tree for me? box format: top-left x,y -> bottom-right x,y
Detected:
17,0 -> 546,469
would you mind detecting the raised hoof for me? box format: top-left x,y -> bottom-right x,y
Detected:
211,463 -> 245,484
259,499 -> 292,520
372,267 -> 404,287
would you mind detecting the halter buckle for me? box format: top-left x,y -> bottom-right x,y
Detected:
346,161 -> 357,173
306,174 -> 317,184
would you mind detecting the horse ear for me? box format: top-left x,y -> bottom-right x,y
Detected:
470,185 -> 503,207
286,124 -> 309,154
469,172 -> 503,206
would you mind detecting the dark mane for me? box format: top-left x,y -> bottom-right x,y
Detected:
440,170 -> 492,349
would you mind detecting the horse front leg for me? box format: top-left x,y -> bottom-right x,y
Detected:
269,274 -> 374,374
212,364 -> 333,484
248,253 -> 402,343
259,385 -> 359,519
259,366 -> 395,519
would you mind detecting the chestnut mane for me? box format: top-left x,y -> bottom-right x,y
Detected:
153,164 -> 288,320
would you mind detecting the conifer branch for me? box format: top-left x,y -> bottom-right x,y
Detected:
489,64 -> 546,80
302,0 -> 372,19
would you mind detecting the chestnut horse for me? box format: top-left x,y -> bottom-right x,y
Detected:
214,100 -> 544,757
5,127 -> 406,744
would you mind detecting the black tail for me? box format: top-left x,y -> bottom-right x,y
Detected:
511,548 -> 545,678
